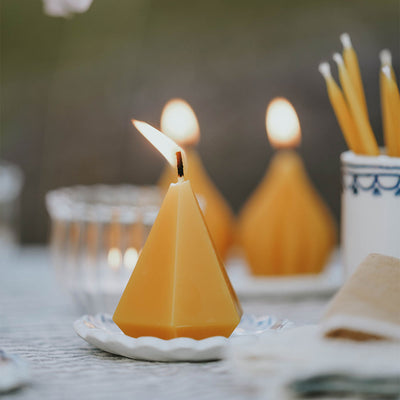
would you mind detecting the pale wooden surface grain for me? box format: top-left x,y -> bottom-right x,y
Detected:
0,247 -> 330,400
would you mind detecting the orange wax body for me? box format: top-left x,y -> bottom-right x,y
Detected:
238,150 -> 336,276
113,179 -> 242,340
158,149 -> 235,260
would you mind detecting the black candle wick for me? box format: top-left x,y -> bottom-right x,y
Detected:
176,151 -> 184,177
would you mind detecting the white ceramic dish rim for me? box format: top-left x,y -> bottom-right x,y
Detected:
73,313 -> 292,362
227,251 -> 343,299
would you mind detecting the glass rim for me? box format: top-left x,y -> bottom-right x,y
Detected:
45,184 -> 162,222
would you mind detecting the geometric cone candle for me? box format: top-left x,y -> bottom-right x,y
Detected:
238,98 -> 337,276
239,151 -> 337,275
158,99 -> 235,260
113,120 -> 242,340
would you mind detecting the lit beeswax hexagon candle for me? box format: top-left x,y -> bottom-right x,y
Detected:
158,99 -> 235,260
113,120 -> 242,340
238,98 -> 336,276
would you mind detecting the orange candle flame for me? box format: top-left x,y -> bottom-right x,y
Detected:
266,98 -> 301,149
161,99 -> 200,147
132,120 -> 185,169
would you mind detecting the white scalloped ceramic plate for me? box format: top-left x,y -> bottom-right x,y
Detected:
73,314 -> 292,362
227,251 -> 344,299
0,350 -> 30,394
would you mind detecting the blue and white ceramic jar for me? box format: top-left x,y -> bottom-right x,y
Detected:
341,151 -> 400,274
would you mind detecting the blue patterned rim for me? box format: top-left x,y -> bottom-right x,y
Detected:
341,152 -> 400,196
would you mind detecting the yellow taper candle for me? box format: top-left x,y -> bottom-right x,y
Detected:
333,53 -> 379,155
380,50 -> 400,156
381,65 -> 400,157
318,62 -> 361,153
340,33 -> 369,119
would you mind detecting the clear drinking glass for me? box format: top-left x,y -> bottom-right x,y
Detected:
45,184 -> 162,314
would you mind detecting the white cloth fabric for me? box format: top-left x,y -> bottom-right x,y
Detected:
321,254 -> 400,342
227,325 -> 400,398
42,0 -> 93,17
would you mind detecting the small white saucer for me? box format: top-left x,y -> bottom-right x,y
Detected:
73,314 -> 291,362
227,251 -> 344,299
0,350 -> 30,393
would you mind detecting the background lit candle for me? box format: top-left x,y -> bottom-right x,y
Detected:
158,99 -> 235,260
238,98 -> 336,276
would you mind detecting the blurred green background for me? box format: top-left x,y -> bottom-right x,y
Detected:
1,0 -> 399,243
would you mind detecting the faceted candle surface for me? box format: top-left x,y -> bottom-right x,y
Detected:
113,179 -> 242,340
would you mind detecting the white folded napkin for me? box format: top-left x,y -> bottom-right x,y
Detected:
227,254 -> 400,398
227,326 -> 400,398
321,253 -> 400,341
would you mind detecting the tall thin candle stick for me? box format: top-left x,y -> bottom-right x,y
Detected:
340,33 -> 369,118
319,62 -> 361,153
381,65 -> 400,156
380,50 -> 399,156
333,53 -> 379,155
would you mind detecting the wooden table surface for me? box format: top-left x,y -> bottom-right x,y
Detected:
0,247 -> 331,400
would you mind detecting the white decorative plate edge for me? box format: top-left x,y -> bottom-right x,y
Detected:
74,314 -> 292,362
227,249 -> 344,299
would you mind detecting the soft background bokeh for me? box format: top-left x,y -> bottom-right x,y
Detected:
1,0 -> 399,243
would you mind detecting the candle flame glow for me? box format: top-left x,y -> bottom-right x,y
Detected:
108,247 -> 122,270
161,99 -> 200,146
123,247 -> 139,270
266,98 -> 301,148
132,120 -> 185,168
